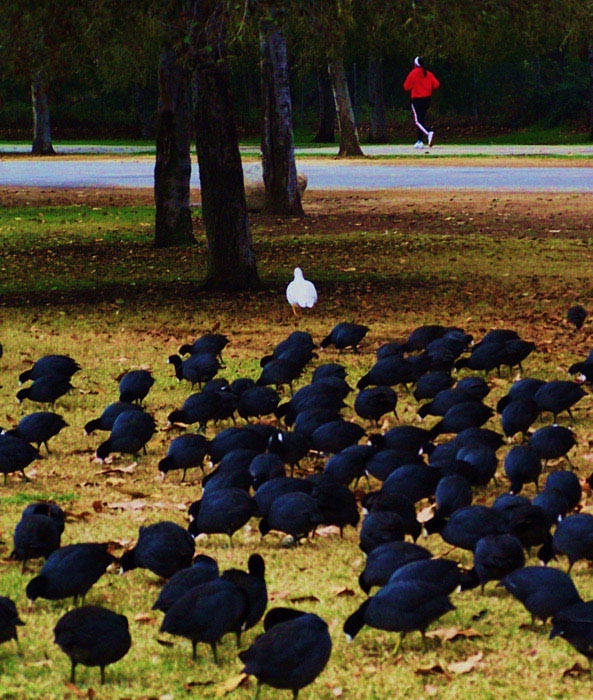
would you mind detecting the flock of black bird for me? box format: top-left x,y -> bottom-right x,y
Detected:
2,306 -> 593,695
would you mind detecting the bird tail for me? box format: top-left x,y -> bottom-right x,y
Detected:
84,418 -> 100,435
320,334 -> 333,348
357,375 -> 371,391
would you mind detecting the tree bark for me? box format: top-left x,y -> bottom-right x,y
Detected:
327,56 -> 364,157
314,67 -> 335,142
154,48 -> 195,248
368,53 -> 387,143
189,0 -> 260,291
260,18 -> 303,217
588,41 -> 593,142
31,73 -> 55,155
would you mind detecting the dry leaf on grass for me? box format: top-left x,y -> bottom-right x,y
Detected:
215,673 -> 248,696
91,500 -> 103,513
425,627 -> 483,643
289,594 -> 320,603
106,500 -> 148,511
332,587 -> 355,597
95,462 -> 136,476
315,526 -> 341,537
415,662 -> 452,681
63,510 -> 92,522
134,613 -> 154,623
27,659 -> 52,667
417,505 -> 435,523
64,684 -> 96,698
562,662 -> 590,678
447,652 -> 484,674
184,680 -> 214,690
156,638 -> 174,647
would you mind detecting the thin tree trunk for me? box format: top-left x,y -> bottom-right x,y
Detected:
327,56 -> 363,157
31,73 -> 55,155
154,48 -> 195,248
368,53 -> 387,143
588,41 -> 593,142
189,0 -> 260,291
314,67 -> 335,142
260,18 -> 303,217
133,84 -> 153,139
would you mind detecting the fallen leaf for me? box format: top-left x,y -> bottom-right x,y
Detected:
106,500 -> 147,511
184,680 -> 214,690
331,687 -> 343,697
426,627 -> 483,643
425,685 -> 438,697
27,659 -> 52,667
315,526 -> 341,537
215,673 -> 248,696
415,662 -> 452,681
64,684 -> 95,698
332,587 -> 355,597
562,662 -> 590,678
156,638 -> 174,647
134,613 -> 154,623
289,595 -> 320,603
63,510 -> 92,522
95,462 -> 136,476
447,652 -> 483,674
417,505 -> 435,523
91,500 -> 103,513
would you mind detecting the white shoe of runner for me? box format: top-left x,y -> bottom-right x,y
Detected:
427,131 -> 434,147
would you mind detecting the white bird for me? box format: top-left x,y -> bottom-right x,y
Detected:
286,267 -> 317,316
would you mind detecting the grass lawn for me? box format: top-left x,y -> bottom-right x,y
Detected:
1,188 -> 593,697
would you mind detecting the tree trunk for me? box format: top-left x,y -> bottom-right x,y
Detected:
368,53 -> 387,143
31,73 -> 55,155
588,41 -> 593,142
260,18 -> 303,217
327,56 -> 364,157
154,48 -> 195,248
133,84 -> 153,139
314,67 -> 335,142
189,0 -> 260,291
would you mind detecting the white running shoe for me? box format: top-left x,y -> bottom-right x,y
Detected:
413,141 -> 424,149
427,131 -> 434,147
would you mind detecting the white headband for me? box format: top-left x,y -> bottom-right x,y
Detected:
414,56 -> 422,67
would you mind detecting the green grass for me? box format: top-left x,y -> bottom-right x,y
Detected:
1,193 -> 593,697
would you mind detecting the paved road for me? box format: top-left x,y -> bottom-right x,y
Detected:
2,143 -> 593,157
1,157 -> 592,191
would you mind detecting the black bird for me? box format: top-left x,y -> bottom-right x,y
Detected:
312,364 -> 346,382
276,385 -> 346,425
454,340 -> 507,374
209,427 -> 268,464
355,386 -> 398,423
0,434 -> 39,483
168,391 -> 230,431
473,534 -> 525,589
413,371 -> 455,401
497,378 -> 546,413
238,386 -> 279,420
168,353 -> 219,387
160,578 -> 247,662
534,381 -> 585,422
500,339 -> 535,373
504,445 -> 542,494
268,431 -> 311,475
22,501 -> 65,534
254,477 -> 313,518
84,402 -> 144,435
320,444 -> 373,486
16,376 -> 72,405
0,597 -> 24,650
359,511 -> 404,554
189,488 -> 257,544
311,477 -> 359,535
95,410 -> 155,461
231,377 -> 256,396
388,558 -> 473,595
357,356 -> 415,391
370,426 -> 432,455
310,420 -> 364,454
158,434 -> 209,482
451,427 -> 504,452
545,470 -> 582,510
13,513 -> 61,570
567,304 -> 587,331
257,359 -> 300,393
500,566 -> 582,625
261,333 -> 316,366
532,488 -> 569,525
434,475 -> 473,518
26,543 -> 115,603
321,322 -> 369,353
501,399 -> 540,439
473,329 -> 519,349
455,376 -> 491,400
179,333 -> 229,360
550,601 -> 593,667
428,401 -> 493,439
418,387 -> 478,420
501,502 -> 552,553
259,492 -> 322,544
529,425 -> 576,466
344,580 -> 454,651
382,464 -> 442,504
430,506 -> 510,552
292,408 -> 342,438
152,555 -> 220,613
552,514 -> 593,571
6,412 -> 67,453
455,445 -> 497,486
400,324 -> 449,352
240,612 -> 332,699
221,554 -> 267,640
364,449 -> 422,482
249,453 -> 286,489
54,606 -> 131,684
118,369 -> 154,404
363,491 -> 421,541
358,541 -> 431,594
120,522 -> 194,578
19,355 -> 80,384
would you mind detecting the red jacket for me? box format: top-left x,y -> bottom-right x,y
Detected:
404,67 -> 440,99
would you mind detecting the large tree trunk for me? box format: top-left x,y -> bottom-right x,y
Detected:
154,48 -> 195,248
189,0 -> 259,291
314,67 -> 335,142
31,73 -> 55,155
368,53 -> 387,143
588,41 -> 593,142
260,18 -> 303,217
327,56 -> 363,157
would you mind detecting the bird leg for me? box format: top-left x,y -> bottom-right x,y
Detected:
291,305 -> 299,317
210,642 -> 219,665
235,631 -> 242,648
192,640 -> 197,660
228,534 -> 234,549
70,661 -> 77,684
394,632 -> 404,655
20,469 -> 31,483
100,666 -> 106,685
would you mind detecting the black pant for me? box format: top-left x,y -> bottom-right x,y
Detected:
411,97 -> 431,141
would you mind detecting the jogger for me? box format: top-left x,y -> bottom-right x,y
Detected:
404,56 -> 440,148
